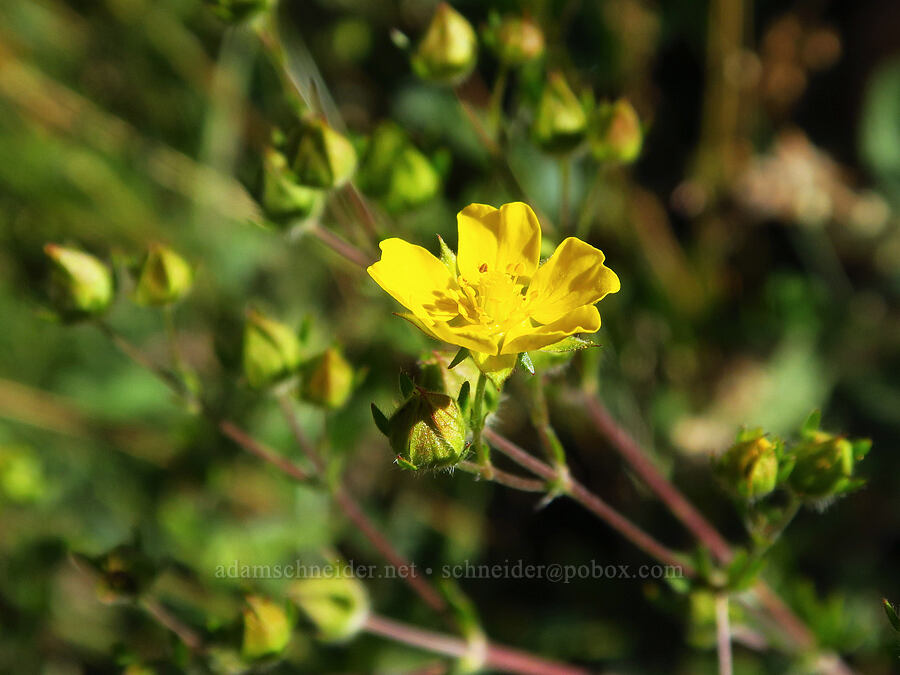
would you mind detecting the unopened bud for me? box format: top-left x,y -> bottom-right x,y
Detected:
411,3 -> 477,85
133,245 -> 193,307
44,244 -> 114,320
533,72 -> 588,154
289,576 -> 370,643
301,348 -> 355,409
290,118 -> 357,189
243,309 -> 303,388
242,595 -> 291,660
389,388 -> 466,471
205,0 -> 270,23
357,122 -> 440,212
716,435 -> 779,500
492,16 -> 545,66
590,99 -> 642,163
261,147 -> 324,225
788,431 -> 866,499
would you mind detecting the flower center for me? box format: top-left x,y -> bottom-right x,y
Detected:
455,262 -> 529,331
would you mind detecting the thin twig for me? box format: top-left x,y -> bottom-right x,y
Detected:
582,394 -> 732,561
218,419 -> 310,482
364,614 -> 592,675
457,461 -> 546,492
716,594 -> 733,675
483,429 -> 693,573
308,223 -> 373,269
141,597 -> 205,653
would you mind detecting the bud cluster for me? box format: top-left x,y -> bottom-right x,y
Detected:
715,412 -> 871,505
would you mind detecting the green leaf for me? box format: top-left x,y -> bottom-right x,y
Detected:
457,380 -> 470,412
726,550 -> 766,592
518,351 -> 535,375
801,410 -> 821,437
538,335 -> 595,353
399,373 -> 415,398
395,455 -> 419,471
448,347 -> 470,369
371,404 -> 391,436
884,599 -> 900,633
437,235 -> 458,275
852,439 -> 872,460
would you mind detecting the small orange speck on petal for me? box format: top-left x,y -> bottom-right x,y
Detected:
479,263 -> 488,273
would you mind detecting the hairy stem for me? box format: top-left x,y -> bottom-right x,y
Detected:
484,429 -> 692,573
470,371 -> 493,478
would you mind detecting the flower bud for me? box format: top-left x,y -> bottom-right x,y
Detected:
590,99 -> 643,164
133,245 -> 193,306
205,0 -> 270,23
533,72 -> 588,154
787,432 -> 862,499
301,348 -> 355,409
492,16 -> 545,66
289,576 -> 370,643
261,147 -> 324,225
242,595 -> 291,660
388,388 -> 466,471
357,122 -> 440,213
716,435 -> 779,500
243,309 -> 303,389
93,545 -> 154,604
411,3 -> 477,85
44,244 -> 114,320
290,118 -> 357,189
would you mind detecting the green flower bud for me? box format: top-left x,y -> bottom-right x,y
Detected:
357,122 -> 440,212
133,245 -> 193,307
788,432 -> 863,499
205,0 -> 270,23
242,595 -> 291,660
716,435 -> 779,500
261,147 -> 324,225
289,576 -> 370,643
590,98 -> 643,164
44,244 -> 114,320
290,118 -> 357,189
301,348 -> 355,409
243,309 -> 303,389
388,388 -> 466,471
492,16 -> 545,66
411,3 -> 477,85
533,72 -> 588,154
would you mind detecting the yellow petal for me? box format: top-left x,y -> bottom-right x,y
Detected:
471,351 -> 517,375
527,237 -> 620,324
456,202 -> 541,281
500,305 -> 600,354
428,320 -> 500,355
367,239 -> 459,323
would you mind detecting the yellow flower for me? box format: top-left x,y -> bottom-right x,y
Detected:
367,202 -> 620,370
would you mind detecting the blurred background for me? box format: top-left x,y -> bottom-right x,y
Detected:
1,0 -> 899,672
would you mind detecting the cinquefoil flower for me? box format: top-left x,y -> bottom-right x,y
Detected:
367,202 -> 620,371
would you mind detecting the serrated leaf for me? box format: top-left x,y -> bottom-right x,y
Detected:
448,346 -> 470,369
399,373 -> 415,398
518,352 -> 535,375
883,599 -> 900,633
538,336 -> 595,353
371,404 -> 391,436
